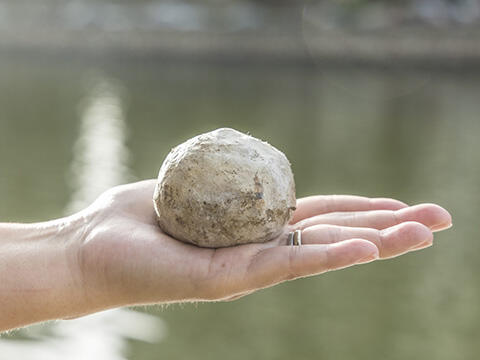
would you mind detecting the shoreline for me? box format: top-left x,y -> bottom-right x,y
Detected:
1,27 -> 479,72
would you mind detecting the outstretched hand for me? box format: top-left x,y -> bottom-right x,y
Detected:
74,180 -> 452,309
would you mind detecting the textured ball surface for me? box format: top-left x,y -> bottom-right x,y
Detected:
153,128 -> 296,248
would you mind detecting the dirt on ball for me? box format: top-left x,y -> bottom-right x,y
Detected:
153,128 -> 296,248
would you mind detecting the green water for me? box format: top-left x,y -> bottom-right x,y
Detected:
0,55 -> 478,360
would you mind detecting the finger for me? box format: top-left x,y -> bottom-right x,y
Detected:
291,195 -> 408,224
243,240 -> 379,290
302,222 -> 433,259
410,239 -> 436,251
296,203 -> 452,233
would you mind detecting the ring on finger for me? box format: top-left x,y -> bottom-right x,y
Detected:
287,230 -> 302,246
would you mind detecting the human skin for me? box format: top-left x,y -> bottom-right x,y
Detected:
0,180 -> 452,332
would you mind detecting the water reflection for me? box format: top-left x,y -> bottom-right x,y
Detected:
66,76 -> 132,214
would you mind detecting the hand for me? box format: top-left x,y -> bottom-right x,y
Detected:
73,180 -> 452,309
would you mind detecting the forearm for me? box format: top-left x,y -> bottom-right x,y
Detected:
0,218 -> 88,332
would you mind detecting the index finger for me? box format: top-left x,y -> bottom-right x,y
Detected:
291,195 -> 408,224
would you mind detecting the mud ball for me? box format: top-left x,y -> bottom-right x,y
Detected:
153,128 -> 296,248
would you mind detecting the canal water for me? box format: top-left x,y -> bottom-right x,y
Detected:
0,55 -> 478,360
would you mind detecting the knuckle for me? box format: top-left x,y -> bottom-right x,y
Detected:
324,245 -> 333,272
286,247 -> 302,281
331,226 -> 343,244
376,229 -> 385,254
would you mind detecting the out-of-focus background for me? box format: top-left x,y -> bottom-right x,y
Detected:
0,0 -> 479,359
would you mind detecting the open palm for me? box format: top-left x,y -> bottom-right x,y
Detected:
77,180 -> 451,308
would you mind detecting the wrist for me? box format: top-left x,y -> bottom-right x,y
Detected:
0,215 -> 95,330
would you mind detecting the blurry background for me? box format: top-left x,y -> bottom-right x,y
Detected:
0,0 -> 479,359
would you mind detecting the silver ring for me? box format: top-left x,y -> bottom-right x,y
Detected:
287,230 -> 302,246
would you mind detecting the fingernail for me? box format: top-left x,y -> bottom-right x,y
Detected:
431,222 -> 453,232
411,239 -> 433,250
357,252 -> 379,264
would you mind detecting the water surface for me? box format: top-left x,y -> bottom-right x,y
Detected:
0,55 -> 478,360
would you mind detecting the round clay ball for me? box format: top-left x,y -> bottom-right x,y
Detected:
153,128 -> 296,248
